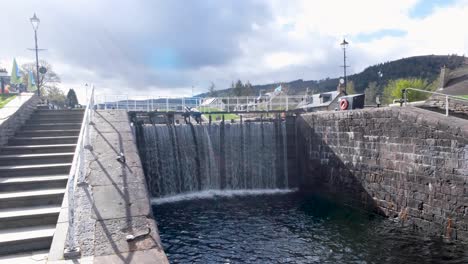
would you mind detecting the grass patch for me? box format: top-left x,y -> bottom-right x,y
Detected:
459,95 -> 468,99
199,107 -> 239,120
0,95 -> 17,109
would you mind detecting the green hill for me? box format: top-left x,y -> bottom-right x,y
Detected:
199,55 -> 467,97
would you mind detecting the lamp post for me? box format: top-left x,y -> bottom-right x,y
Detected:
30,13 -> 41,96
340,38 -> 349,93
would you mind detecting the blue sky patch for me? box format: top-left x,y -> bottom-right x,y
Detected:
148,48 -> 181,70
354,29 -> 407,42
409,0 -> 456,18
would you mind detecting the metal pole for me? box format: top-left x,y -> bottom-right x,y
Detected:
227,97 -> 230,112
404,90 -> 407,106
343,45 -> 347,93
446,95 -> 449,116
34,29 -> 40,96
286,96 -> 289,111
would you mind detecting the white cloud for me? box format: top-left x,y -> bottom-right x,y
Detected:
1,0 -> 468,102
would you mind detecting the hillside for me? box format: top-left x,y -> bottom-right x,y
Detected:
199,55 -> 467,97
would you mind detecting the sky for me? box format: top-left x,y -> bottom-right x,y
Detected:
1,0 -> 468,102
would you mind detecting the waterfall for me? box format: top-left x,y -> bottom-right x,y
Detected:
138,121 -> 289,198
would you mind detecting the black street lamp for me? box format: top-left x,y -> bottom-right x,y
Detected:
30,13 -> 41,96
340,38 -> 349,93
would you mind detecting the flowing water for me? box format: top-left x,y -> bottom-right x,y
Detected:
139,122 -> 289,197
153,192 -> 468,264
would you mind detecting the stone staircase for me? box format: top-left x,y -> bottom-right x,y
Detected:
0,108 -> 83,256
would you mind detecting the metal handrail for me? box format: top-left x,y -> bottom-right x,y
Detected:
403,88 -> 468,116
64,85 -> 95,258
94,94 -> 310,113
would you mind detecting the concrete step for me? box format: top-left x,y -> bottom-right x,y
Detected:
0,175 -> 68,192
8,136 -> 79,146
36,105 -> 51,110
33,111 -> 84,116
0,153 -> 74,166
0,225 -> 55,255
16,129 -> 80,137
0,144 -> 76,155
0,188 -> 65,209
0,163 -> 71,177
34,109 -> 84,115
26,118 -> 83,125
22,123 -> 82,131
0,205 -> 60,230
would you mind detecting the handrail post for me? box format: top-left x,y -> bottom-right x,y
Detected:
446,95 -> 449,116
403,89 -> 408,106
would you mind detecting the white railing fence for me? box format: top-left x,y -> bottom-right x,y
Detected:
94,95 -> 309,112
63,85 -> 95,258
403,88 -> 468,116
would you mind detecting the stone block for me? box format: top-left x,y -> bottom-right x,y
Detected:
93,216 -> 165,258
92,183 -> 151,220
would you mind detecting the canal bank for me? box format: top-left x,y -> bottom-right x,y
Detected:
48,110 -> 168,263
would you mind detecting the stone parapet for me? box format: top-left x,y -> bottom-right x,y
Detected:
297,106 -> 468,241
0,94 -> 40,146
424,94 -> 468,115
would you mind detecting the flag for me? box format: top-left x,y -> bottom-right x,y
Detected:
274,85 -> 282,95
28,71 -> 37,91
10,58 -> 22,85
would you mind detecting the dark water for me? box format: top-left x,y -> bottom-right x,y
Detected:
153,192 -> 468,264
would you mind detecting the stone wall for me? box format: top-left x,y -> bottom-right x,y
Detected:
423,94 -> 468,115
0,94 -> 40,146
296,106 -> 468,241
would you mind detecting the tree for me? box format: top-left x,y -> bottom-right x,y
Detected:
66,89 -> 79,107
45,86 -> 66,107
364,82 -> 378,105
21,60 -> 60,92
243,81 -> 254,96
234,80 -> 243,96
382,78 -> 431,104
208,82 -> 216,96
346,80 -> 356,94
